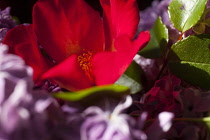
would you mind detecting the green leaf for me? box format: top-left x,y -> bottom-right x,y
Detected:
115,61 -> 144,94
192,23 -> 206,34
168,34 -> 210,89
139,17 -> 168,58
53,84 -> 130,106
205,18 -> 210,27
12,16 -> 21,24
168,0 -> 207,32
202,117 -> 210,137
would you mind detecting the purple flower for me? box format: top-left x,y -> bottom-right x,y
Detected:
0,7 -> 17,29
134,55 -> 162,88
34,80 -> 62,92
138,0 -> 179,42
0,44 -> 72,140
0,28 -> 9,42
0,7 -> 17,42
79,95 -> 174,140
0,44 -> 175,140
139,0 -> 172,31
80,96 -> 145,140
0,44 -> 33,86
207,0 -> 210,8
145,112 -> 174,140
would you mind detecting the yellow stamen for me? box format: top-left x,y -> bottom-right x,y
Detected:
77,51 -> 93,81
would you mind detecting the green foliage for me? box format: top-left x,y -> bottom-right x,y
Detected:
53,84 -> 130,106
168,34 -> 210,89
139,17 -> 168,58
115,61 -> 144,94
193,23 -> 206,34
192,8 -> 210,34
168,0 -> 207,33
202,117 -> 210,137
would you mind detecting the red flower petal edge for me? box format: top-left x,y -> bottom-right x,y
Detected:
3,0 -> 150,91
2,25 -> 54,82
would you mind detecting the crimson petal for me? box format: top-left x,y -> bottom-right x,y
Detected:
100,0 -> 140,50
41,55 -> 94,91
92,31 -> 150,85
33,0 -> 104,63
2,25 -> 54,82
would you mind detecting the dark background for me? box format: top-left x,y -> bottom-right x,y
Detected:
0,0 -> 157,23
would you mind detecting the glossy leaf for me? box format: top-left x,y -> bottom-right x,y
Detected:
139,17 -> 168,58
115,61 -> 144,94
168,0 -> 207,32
53,84 -> 130,105
168,34 -> 210,89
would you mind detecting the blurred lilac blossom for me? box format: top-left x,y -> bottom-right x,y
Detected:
80,96 -> 146,140
145,112 -> 174,140
0,44 -> 33,87
34,80 -> 62,93
139,0 -> 172,31
0,44 -> 73,140
0,7 -> 17,29
134,55 -> 161,87
0,45 -> 174,140
138,0 -> 180,42
207,0 -> 210,8
79,95 -> 174,140
0,7 -> 17,42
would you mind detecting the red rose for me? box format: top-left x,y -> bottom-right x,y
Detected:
3,0 -> 150,91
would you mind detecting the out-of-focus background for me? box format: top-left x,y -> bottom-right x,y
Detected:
0,0 -> 158,23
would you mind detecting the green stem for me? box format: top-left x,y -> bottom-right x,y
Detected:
146,117 -> 210,123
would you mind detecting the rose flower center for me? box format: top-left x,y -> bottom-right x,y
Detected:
77,51 -> 94,81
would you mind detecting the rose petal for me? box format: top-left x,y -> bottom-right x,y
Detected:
93,31 -> 149,85
100,0 -> 140,50
2,25 -> 54,81
33,0 -> 104,62
41,55 -> 94,91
